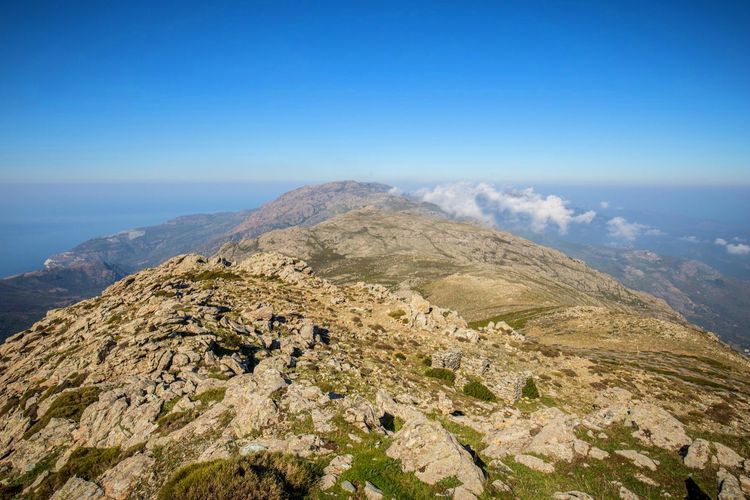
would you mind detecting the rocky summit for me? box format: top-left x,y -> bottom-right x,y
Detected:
0,250 -> 749,499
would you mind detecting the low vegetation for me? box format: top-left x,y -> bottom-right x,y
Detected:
157,453 -> 320,500
32,444 -> 144,499
425,367 -> 455,384
24,386 -> 101,439
522,377 -> 540,399
462,380 -> 496,402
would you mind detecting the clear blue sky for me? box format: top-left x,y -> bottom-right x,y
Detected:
1,0 -> 748,184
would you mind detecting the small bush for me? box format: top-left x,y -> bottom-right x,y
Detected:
522,378 -> 540,399
157,452 -> 320,500
32,445 -> 142,499
463,381 -> 496,402
421,356 -> 432,367
425,368 -> 455,384
187,270 -> 241,282
24,386 -> 100,439
191,388 -> 226,406
394,352 -> 406,361
156,410 -> 196,435
388,309 -> 406,320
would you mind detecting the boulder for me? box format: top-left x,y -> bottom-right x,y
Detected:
717,468 -> 744,500
553,492 -> 594,500
515,454 -> 554,473
387,418 -> 485,496
627,402 -> 691,451
684,438 -> 711,469
319,454 -> 353,491
714,442 -> 745,469
50,477 -> 103,500
614,450 -> 658,471
432,349 -> 463,371
100,453 -> 154,500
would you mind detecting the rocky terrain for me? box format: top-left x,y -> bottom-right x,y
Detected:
2,181 -> 748,352
556,244 -> 750,352
218,208 -> 681,327
1,252 -> 748,499
0,182 -> 418,340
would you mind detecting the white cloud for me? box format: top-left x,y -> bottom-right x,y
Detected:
606,217 -> 648,241
644,228 -> 666,236
713,237 -> 749,255
416,182 -> 595,233
680,235 -> 700,243
726,243 -> 750,255
600,201 -> 609,209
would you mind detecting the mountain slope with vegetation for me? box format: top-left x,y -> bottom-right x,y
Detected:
219,208 -> 682,326
0,252 -> 748,499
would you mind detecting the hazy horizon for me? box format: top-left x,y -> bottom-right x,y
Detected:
2,180 -> 748,279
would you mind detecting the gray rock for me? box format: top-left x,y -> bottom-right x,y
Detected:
515,454 -> 554,473
432,348 -> 463,371
717,468 -> 744,500
50,477 -> 103,500
684,438 -> 711,469
364,480 -> 384,499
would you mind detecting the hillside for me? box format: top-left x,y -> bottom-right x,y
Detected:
556,244 -> 750,351
0,182 -> 419,340
0,252 -> 748,499
219,208 -> 682,326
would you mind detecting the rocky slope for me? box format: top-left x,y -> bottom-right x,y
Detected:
219,208 -> 682,326
556,244 -> 750,351
0,182 -> 423,340
1,252 -> 748,499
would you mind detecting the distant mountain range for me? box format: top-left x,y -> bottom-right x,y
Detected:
1,181 -> 748,351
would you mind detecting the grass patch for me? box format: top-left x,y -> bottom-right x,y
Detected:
24,386 -> 100,439
190,388 -> 226,405
157,396 -> 182,420
521,378 -> 540,399
186,270 -> 241,282
425,368 -> 455,384
463,380 -> 496,402
31,444 -> 144,499
468,307 -> 560,330
157,452 -> 320,500
388,309 -> 406,320
156,410 -> 196,435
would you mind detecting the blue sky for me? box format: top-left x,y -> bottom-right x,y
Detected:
0,1 -> 748,184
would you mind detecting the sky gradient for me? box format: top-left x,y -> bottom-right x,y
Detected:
1,1 -> 749,184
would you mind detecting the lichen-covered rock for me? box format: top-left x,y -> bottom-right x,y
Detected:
684,438 -> 712,469
387,417 -> 485,496
100,453 -> 155,500
50,477 -> 103,500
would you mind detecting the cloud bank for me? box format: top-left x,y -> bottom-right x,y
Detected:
715,237 -> 750,256
416,182 -> 595,234
606,217 -> 648,241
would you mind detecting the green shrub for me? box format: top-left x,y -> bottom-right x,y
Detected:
463,381 -> 496,402
522,377 -> 540,399
191,388 -> 226,406
394,352 -> 406,361
388,309 -> 406,320
32,445 -> 143,499
425,368 -> 455,384
421,356 -> 432,367
24,386 -> 100,439
157,453 -> 320,500
187,270 -> 241,282
156,410 -> 196,435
